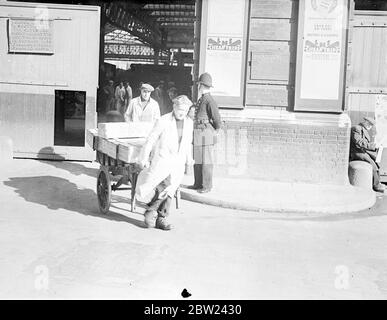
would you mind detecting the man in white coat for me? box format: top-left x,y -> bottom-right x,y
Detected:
136,95 -> 194,230
124,83 -> 160,122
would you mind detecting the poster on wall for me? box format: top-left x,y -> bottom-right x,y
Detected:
201,0 -> 247,103
205,36 -> 243,96
295,0 -> 349,112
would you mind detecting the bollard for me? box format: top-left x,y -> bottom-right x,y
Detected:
0,136 -> 13,164
348,161 -> 373,189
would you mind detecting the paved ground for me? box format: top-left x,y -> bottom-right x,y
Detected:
0,159 -> 387,299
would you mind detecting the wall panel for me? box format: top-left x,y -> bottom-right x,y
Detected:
245,0 -> 298,108
0,2 -> 99,160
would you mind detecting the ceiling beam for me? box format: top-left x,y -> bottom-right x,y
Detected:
142,3 -> 195,10
144,8 -> 194,13
102,2 -> 164,49
156,17 -> 196,21
149,11 -> 195,17
160,23 -> 194,28
105,54 -> 167,62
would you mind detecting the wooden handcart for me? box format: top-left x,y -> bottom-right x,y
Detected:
87,129 -> 181,215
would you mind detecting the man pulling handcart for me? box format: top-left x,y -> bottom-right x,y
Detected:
135,95 -> 194,230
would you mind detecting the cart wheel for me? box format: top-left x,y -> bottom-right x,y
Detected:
97,166 -> 112,214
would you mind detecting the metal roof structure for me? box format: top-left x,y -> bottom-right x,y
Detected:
102,0 -> 196,50
104,29 -> 171,63
104,29 -> 141,44
11,0 -> 197,62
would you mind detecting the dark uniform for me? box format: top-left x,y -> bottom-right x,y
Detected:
193,92 -> 221,191
350,123 -> 380,188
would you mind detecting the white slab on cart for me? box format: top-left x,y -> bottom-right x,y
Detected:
86,129 -> 97,149
116,138 -> 146,163
96,137 -> 119,159
97,122 -> 153,139
93,134 -> 146,164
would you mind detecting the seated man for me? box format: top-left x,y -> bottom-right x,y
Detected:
124,83 -> 161,122
135,95 -> 194,230
350,117 -> 385,192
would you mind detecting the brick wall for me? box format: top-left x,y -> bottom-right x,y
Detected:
212,112 -> 351,185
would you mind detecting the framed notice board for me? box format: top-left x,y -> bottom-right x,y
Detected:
199,0 -> 249,108
8,18 -> 54,54
294,0 -> 350,112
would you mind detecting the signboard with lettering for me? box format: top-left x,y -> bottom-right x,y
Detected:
199,0 -> 248,107
8,18 -> 54,54
205,36 -> 243,97
294,0 -> 349,112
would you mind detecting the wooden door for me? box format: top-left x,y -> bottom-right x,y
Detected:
347,10 -> 387,175
245,0 -> 298,109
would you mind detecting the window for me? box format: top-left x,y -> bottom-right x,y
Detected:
54,90 -> 86,147
355,0 -> 387,10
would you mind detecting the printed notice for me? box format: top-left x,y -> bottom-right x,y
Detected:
204,0 -> 245,97
8,19 -> 54,54
205,36 -> 243,96
300,0 -> 346,100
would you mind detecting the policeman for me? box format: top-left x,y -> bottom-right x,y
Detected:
190,72 -> 221,193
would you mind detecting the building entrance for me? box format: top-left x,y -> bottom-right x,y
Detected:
98,0 -> 199,121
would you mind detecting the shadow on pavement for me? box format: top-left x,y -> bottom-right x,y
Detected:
3,175 -> 146,228
39,160 -> 99,179
36,146 -> 99,179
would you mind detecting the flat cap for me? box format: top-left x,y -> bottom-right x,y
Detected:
140,83 -> 154,92
173,95 -> 193,110
363,116 -> 376,126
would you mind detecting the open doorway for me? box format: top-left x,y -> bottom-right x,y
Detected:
54,90 -> 86,147
98,0 -> 200,121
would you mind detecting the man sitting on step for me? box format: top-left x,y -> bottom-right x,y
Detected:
350,117 -> 385,193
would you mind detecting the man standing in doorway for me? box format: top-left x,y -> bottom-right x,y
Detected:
165,86 -> 178,115
115,81 -> 126,112
190,72 -> 221,193
103,80 -> 115,113
124,83 -> 160,122
152,80 -> 168,115
123,81 -> 133,115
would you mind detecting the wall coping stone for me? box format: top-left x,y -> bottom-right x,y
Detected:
219,108 -> 352,128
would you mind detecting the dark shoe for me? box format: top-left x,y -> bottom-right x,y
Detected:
373,184 -> 385,193
187,185 -> 201,190
155,217 -> 173,231
144,210 -> 157,228
197,188 -> 211,194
